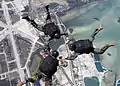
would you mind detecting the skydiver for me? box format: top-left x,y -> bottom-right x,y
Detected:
66,24 -> 116,60
42,5 -> 68,41
42,22 -> 68,41
39,50 -> 59,86
22,5 -> 68,41
25,50 -> 67,86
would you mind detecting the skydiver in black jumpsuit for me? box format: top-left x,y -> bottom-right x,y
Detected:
66,24 -> 116,60
22,5 -> 68,41
25,50 -> 59,86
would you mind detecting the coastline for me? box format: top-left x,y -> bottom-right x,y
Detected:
60,1 -> 101,22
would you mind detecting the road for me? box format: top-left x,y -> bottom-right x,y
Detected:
0,0 -> 45,84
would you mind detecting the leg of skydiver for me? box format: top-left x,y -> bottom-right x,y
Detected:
30,20 -> 39,29
46,13 -> 52,23
45,5 -> 52,23
94,43 -> 116,54
89,24 -> 103,42
30,20 -> 43,31
22,16 -> 43,31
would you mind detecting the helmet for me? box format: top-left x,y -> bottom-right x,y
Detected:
51,50 -> 59,58
69,43 -> 76,51
54,33 -> 60,39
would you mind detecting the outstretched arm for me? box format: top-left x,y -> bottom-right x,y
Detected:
90,24 -> 103,42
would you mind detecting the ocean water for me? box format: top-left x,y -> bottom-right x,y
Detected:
84,77 -> 99,86
64,0 -> 120,85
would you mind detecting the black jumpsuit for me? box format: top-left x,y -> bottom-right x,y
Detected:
71,39 -> 94,54
42,22 -> 61,40
39,55 -> 59,79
